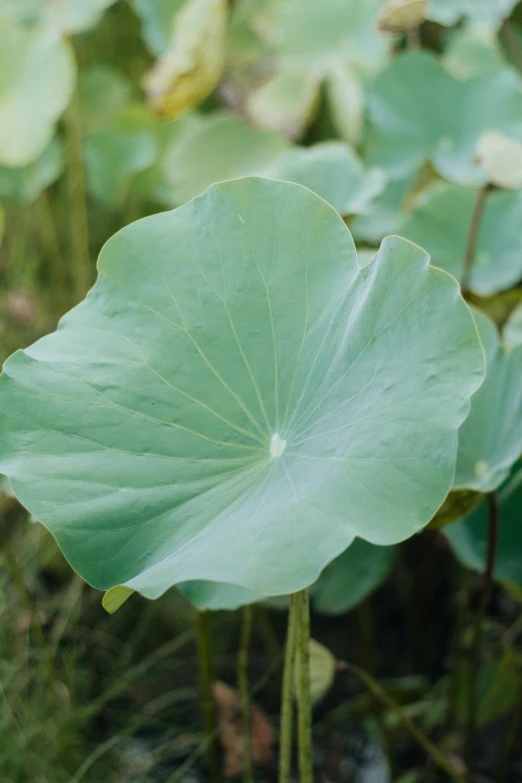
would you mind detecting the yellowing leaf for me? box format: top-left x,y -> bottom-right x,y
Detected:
144,0 -> 227,119
294,639 -> 337,705
102,585 -> 134,614
377,0 -> 430,33
476,131 -> 522,190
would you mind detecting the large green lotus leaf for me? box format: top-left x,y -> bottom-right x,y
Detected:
0,138 -> 64,205
0,0 -> 117,32
0,178 -> 484,598
0,19 -> 75,167
504,303 -> 522,347
454,310 -> 522,493
400,183 -> 522,296
78,67 -> 133,135
352,174 -> 415,244
366,52 -> 522,186
84,106 -> 159,208
310,539 -> 393,615
177,580 -> 259,610
427,0 -> 517,29
442,24 -> 507,79
260,142 -> 385,216
445,468 -> 522,592
130,0 -> 186,56
162,112 -> 288,205
245,0 -> 389,140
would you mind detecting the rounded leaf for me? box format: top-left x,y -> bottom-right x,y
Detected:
0,178 -> 484,599
476,131 -> 522,190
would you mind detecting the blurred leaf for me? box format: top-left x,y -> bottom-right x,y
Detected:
352,172 -> 415,243
427,0 -> 517,30
366,51 -> 522,186
0,138 -> 64,205
247,68 -> 321,140
442,23 -> 506,79
0,0 -> 117,33
311,539 -> 393,615
445,467 -> 522,589
504,302 -> 522,347
177,580 -> 259,610
130,0 -> 186,55
454,310 -> 522,492
0,19 -> 75,166
84,105 -> 159,207
294,639 -> 337,704
427,489 -> 484,530
102,585 -> 134,614
476,130 -> 522,190
78,66 -> 133,134
162,111 -> 288,204
377,0 -> 430,33
400,182 -> 522,295
477,649 -> 522,727
325,61 -> 365,145
144,0 -> 227,119
261,141 -> 385,216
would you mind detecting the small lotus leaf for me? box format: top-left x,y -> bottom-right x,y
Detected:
442,24 -> 506,79
427,0 -> 517,29
0,19 -> 75,166
246,69 -> 321,141
400,182 -> 522,295
260,142 -> 385,216
144,0 -> 227,119
504,303 -> 522,347
162,112 -> 288,205
352,173 -> 415,244
476,131 -> 522,190
310,539 -> 393,615
0,138 -> 64,205
84,105 -> 159,208
0,178 -> 483,598
445,468 -> 522,592
454,310 -> 522,493
130,0 -> 186,56
366,52 -> 522,186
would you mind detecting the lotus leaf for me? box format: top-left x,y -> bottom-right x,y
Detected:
504,302 -> 522,347
366,52 -> 522,186
0,178 -> 483,599
427,0 -> 518,30
442,24 -> 506,79
0,19 -> 75,166
400,182 -> 522,295
0,0 -> 117,33
130,0 -> 186,56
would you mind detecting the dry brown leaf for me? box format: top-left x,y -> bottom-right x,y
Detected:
212,680 -> 276,777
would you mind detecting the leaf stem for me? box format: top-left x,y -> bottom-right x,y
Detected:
347,662 -> 466,783
237,604 -> 253,783
195,610 -> 221,783
278,595 -> 299,783
465,492 -> 499,782
64,65 -> 91,301
296,589 -> 313,783
461,184 -> 490,294
406,26 -> 421,51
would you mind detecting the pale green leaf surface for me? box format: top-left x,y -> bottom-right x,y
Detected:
246,69 -> 321,140
130,0 -> 186,56
454,310 -> 522,492
352,174 -> 415,244
427,0 -> 517,29
0,138 -> 64,205
260,142 -> 385,216
400,182 -> 522,295
445,468 -> 522,589
325,61 -> 365,145
504,303 -> 522,347
0,20 -> 75,166
162,112 -> 288,205
0,178 -> 484,598
442,24 -> 506,79
310,539 -> 393,615
102,585 -> 135,614
0,0 -> 117,32
177,580 -> 259,610
366,52 -> 522,186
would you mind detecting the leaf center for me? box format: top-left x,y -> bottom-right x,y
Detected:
270,433 -> 287,459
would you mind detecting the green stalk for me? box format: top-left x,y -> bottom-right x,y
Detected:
237,604 -> 253,783
278,594 -> 299,783
296,589 -> 313,783
461,184 -> 490,294
347,662 -> 466,783
497,681 -> 522,783
195,610 -> 220,783
64,63 -> 91,302
465,493 -> 499,782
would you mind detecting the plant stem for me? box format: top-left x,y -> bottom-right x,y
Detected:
36,190 -> 67,304
64,72 -> 91,301
465,493 -> 499,782
237,604 -> 253,783
406,26 -> 420,51
296,589 -> 313,783
347,662 -> 466,783
497,680 -> 522,783
500,21 -> 522,76
461,184 -> 490,294
279,594 -> 299,783
195,610 -> 220,783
